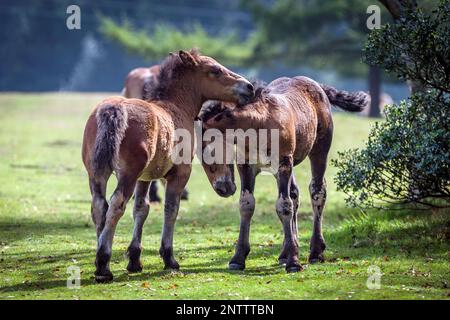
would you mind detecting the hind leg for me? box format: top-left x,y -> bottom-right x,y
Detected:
95,173 -> 138,282
308,178 -> 327,263
89,174 -> 110,239
308,129 -> 332,264
279,174 -> 299,265
127,180 -> 151,273
276,156 -> 302,273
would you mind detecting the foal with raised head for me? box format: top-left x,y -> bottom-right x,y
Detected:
82,49 -> 254,282
122,65 -> 188,202
199,77 -> 368,272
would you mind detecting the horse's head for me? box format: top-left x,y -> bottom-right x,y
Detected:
178,50 -> 254,105
198,101 -> 237,198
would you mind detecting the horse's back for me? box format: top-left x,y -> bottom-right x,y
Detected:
82,97 -> 175,180
267,76 -> 332,164
124,66 -> 160,99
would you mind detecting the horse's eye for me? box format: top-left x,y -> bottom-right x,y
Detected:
209,66 -> 222,77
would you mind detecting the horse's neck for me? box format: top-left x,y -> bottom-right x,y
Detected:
232,101 -> 269,129
165,90 -> 203,123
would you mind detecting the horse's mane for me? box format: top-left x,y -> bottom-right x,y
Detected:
197,80 -> 267,122
251,79 -> 268,102
144,48 -> 201,101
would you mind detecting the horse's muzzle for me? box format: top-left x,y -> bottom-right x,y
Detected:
213,180 -> 237,198
233,81 -> 254,106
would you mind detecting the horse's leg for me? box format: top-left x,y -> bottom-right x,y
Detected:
159,165 -> 191,270
127,180 -> 151,273
229,164 -> 258,271
89,173 -> 110,239
149,180 -> 161,202
95,173 -> 138,282
153,179 -> 188,201
279,174 -> 299,265
307,129 -> 332,264
308,155 -> 328,264
276,156 -> 302,272
181,187 -> 189,200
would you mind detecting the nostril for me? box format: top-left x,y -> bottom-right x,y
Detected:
247,83 -> 254,92
215,183 -> 227,195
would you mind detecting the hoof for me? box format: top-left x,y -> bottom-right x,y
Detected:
278,258 -> 287,266
95,271 -> 113,283
308,254 -> 325,264
286,263 -> 303,273
228,262 -> 245,271
181,189 -> 189,200
163,261 -> 180,271
127,261 -> 143,273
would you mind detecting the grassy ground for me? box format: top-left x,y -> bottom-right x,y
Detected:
0,92 -> 448,300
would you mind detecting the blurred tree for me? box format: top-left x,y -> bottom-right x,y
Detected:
241,0 -> 438,116
241,0 -> 389,117
100,0 -> 390,117
100,18 -> 257,66
99,0 -> 438,117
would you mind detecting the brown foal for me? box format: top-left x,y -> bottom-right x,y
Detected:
199,77 -> 368,272
122,64 -> 188,202
82,50 -> 254,282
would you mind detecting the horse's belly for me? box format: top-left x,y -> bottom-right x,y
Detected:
138,157 -> 173,181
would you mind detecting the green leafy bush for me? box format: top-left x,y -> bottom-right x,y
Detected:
333,1 -> 450,208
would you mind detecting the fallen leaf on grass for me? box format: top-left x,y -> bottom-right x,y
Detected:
168,283 -> 178,290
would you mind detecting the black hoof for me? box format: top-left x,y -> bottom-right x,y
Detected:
286,264 -> 303,273
228,262 -> 245,271
95,271 -> 113,283
308,254 -> 325,264
163,261 -> 180,271
127,261 -> 143,273
278,258 -> 287,265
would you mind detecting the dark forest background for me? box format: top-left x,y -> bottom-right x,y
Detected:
0,0 -> 408,101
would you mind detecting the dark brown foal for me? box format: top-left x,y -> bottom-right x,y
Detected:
199,77 -> 368,272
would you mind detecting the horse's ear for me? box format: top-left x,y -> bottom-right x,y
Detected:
179,50 -> 198,67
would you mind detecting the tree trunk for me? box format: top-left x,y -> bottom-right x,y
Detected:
368,65 -> 381,118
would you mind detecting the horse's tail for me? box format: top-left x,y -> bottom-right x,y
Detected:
93,104 -> 128,177
320,84 -> 369,112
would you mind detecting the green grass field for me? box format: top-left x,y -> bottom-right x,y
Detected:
0,93 -> 448,300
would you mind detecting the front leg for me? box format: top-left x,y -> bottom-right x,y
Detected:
159,165 -> 191,270
276,156 -> 302,273
229,164 -> 258,270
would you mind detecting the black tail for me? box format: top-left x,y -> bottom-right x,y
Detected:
93,104 -> 128,177
320,84 -> 369,112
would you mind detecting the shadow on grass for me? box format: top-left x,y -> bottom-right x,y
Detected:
1,203 -> 448,294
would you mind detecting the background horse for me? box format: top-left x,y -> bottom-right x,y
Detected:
82,49 -> 254,282
122,65 -> 188,202
199,77 -> 368,272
